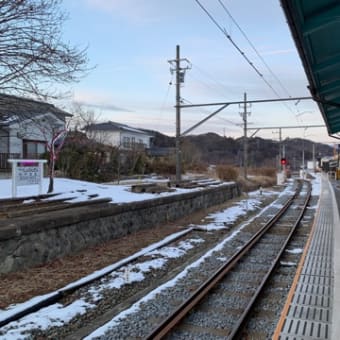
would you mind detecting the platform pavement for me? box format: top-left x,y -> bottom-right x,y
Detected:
273,173 -> 340,339
330,176 -> 340,340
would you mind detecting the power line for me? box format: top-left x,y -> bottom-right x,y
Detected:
215,115 -> 242,128
153,74 -> 174,131
194,0 -> 266,80
190,62 -> 235,97
186,72 -> 227,99
217,0 -> 293,99
217,0 -> 302,121
180,97 -> 241,134
194,0 -> 302,123
159,74 -> 173,115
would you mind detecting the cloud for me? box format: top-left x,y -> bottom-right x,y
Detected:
72,90 -> 132,112
74,101 -> 132,112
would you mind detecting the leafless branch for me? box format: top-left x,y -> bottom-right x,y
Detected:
0,0 -> 89,100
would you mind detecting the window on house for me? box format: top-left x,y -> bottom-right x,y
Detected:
122,136 -> 130,148
137,139 -> 145,149
23,140 -> 46,159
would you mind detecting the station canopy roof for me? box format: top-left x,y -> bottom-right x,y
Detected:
281,0 -> 340,137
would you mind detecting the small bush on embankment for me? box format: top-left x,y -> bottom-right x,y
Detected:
240,168 -> 277,192
216,165 -> 277,192
237,175 -> 277,192
216,165 -> 239,181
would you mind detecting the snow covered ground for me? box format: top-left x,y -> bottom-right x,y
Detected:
0,177 -> 224,203
0,174 -> 321,339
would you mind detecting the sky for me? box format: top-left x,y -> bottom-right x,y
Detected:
57,0 -> 333,144
2,176 -> 315,338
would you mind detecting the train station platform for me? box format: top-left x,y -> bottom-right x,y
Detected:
273,173 -> 340,339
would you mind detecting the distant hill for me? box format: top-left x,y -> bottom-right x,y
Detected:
148,131 -> 333,170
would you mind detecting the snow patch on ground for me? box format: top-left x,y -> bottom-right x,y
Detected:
0,178 -> 308,339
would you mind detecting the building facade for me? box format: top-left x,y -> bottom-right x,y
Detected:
0,94 -> 71,169
85,121 -> 153,150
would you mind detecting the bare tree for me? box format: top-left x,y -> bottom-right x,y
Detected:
69,103 -> 101,132
0,0 -> 89,192
21,112 -> 68,192
0,0 -> 88,99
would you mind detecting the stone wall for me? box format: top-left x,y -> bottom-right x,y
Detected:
0,183 -> 240,273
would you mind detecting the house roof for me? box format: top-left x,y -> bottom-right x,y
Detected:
0,93 -> 72,126
281,0 -> 340,137
85,121 -> 153,137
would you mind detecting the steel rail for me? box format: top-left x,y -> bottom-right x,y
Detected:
145,182 -> 304,340
0,228 -> 194,328
229,181 -> 311,339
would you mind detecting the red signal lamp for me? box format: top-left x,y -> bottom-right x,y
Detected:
281,158 -> 287,165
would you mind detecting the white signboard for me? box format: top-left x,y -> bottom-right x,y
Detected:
16,164 -> 41,186
8,159 -> 47,197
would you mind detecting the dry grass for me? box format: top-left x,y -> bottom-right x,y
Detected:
248,167 -> 277,178
0,201 -> 240,309
216,165 -> 239,181
237,174 -> 277,192
0,225 -> 182,308
214,165 -> 277,192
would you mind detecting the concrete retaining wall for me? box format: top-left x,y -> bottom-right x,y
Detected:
0,183 -> 240,273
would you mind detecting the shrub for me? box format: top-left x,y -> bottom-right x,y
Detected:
249,167 -> 276,178
147,158 -> 177,175
216,165 -> 239,181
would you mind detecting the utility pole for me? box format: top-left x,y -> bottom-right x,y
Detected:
302,140 -> 305,169
278,128 -> 282,170
175,45 -> 181,183
240,92 -> 251,179
312,143 -> 316,172
168,45 -> 191,183
282,143 -> 286,174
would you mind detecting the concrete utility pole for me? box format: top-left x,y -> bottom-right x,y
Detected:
168,45 -> 191,183
240,92 -> 251,179
278,128 -> 282,170
312,143 -> 316,171
175,45 -> 181,183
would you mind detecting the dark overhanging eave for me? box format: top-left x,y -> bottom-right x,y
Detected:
280,0 -> 338,136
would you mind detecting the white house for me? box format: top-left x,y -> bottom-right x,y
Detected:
0,93 -> 71,169
85,121 -> 153,150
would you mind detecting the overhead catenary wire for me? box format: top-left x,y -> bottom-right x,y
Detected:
217,0 -> 303,121
186,71 -> 228,100
180,97 -> 241,134
194,0 -> 301,122
154,77 -> 174,131
215,115 -> 242,128
182,96 -> 243,129
189,62 -> 236,98
179,45 -> 243,125
217,0 -> 292,99
158,74 -> 173,117
194,0 -> 265,80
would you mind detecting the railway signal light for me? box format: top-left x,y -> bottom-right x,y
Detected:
281,158 -> 287,165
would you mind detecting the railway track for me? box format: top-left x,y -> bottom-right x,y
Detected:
0,227 -> 196,329
0,180 -> 315,339
0,194 -> 112,220
146,180 -> 311,339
